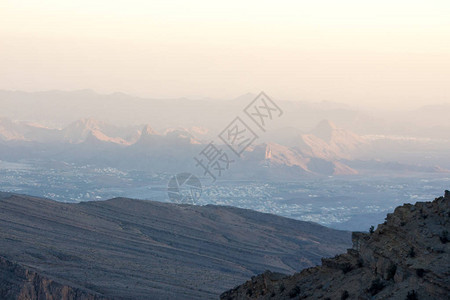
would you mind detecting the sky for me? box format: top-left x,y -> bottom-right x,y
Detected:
0,0 -> 449,109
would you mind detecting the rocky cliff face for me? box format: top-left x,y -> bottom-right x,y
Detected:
0,256 -> 106,300
221,191 -> 450,300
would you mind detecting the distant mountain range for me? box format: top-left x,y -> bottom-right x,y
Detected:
0,192 -> 351,299
1,89 -> 450,176
1,89 -> 449,138
0,116 -> 448,177
0,117 -> 206,145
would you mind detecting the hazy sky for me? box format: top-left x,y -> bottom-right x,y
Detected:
1,0 -> 449,109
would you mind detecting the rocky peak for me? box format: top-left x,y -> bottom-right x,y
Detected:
141,124 -> 158,136
221,191 -> 450,299
310,119 -> 337,142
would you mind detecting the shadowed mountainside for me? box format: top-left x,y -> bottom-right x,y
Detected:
0,193 -> 350,299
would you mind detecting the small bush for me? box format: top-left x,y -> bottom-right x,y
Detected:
439,230 -> 448,244
416,268 -> 424,278
340,262 -> 353,274
368,278 -> 385,295
288,286 -> 301,298
406,290 -> 418,300
357,258 -> 364,268
408,247 -> 415,258
369,225 -> 375,234
386,264 -> 397,281
279,284 -> 285,293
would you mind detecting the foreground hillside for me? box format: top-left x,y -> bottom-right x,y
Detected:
221,191 -> 450,299
0,193 -> 350,299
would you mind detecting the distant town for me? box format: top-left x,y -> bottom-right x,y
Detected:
1,158 -> 446,231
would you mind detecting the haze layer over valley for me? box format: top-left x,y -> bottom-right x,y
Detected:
1,90 -> 449,231
1,1 -> 449,299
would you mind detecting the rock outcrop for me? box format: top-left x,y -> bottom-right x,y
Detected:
0,256 -> 106,300
221,191 -> 450,299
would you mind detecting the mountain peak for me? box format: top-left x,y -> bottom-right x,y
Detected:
231,92 -> 258,103
310,119 -> 337,142
141,124 -> 157,136
62,118 -> 102,143
78,117 -> 101,129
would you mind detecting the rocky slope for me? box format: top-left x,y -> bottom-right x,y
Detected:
0,193 -> 350,299
0,256 -> 106,300
221,191 -> 450,299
